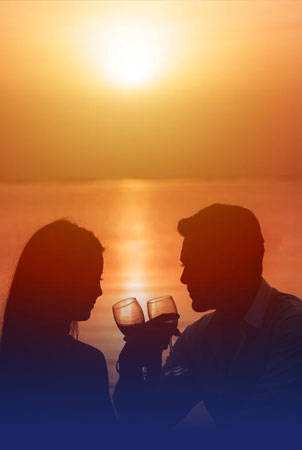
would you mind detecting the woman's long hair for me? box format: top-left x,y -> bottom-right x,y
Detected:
0,220 -> 103,356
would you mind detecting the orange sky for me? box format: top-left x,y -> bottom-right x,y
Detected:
0,1 -> 301,180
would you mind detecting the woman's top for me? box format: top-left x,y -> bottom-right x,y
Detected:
0,335 -> 116,436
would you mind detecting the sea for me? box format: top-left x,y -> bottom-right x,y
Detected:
0,178 -> 301,426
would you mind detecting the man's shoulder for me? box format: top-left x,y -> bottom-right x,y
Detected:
265,288 -> 302,332
269,288 -> 302,317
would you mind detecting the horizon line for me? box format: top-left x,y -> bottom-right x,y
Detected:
0,175 -> 301,184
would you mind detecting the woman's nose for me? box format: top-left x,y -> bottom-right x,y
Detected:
96,285 -> 102,297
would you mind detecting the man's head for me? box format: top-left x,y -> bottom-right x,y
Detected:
178,204 -> 265,313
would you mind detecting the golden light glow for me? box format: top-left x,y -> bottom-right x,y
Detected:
0,2 -> 301,180
87,17 -> 169,88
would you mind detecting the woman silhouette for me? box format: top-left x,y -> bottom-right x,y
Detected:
0,220 -> 116,439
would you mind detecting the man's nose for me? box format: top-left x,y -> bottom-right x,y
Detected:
180,268 -> 187,285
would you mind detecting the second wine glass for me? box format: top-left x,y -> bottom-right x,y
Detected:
147,295 -> 178,354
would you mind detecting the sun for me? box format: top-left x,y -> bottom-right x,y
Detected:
88,18 -> 168,88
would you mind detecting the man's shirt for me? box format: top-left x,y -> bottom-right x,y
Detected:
114,280 -> 302,429
163,279 -> 302,427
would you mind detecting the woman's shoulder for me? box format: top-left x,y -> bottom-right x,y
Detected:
67,336 -> 107,370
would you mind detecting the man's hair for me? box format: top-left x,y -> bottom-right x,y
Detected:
178,203 -> 264,260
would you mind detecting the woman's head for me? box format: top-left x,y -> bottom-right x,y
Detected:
1,220 -> 104,348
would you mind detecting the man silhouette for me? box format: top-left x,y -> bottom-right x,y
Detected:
114,204 -> 302,437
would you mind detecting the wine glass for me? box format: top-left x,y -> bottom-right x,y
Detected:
113,297 -> 146,377
147,295 -> 178,354
112,297 -> 145,337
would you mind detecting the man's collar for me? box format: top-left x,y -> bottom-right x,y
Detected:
244,279 -> 274,329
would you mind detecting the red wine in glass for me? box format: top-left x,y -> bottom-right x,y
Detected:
112,297 -> 145,336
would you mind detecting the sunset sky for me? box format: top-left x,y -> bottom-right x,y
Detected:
0,1 -> 301,180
